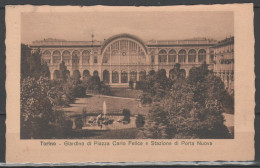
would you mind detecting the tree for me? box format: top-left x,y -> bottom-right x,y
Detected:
21,77 -> 70,139
140,69 -> 170,104
41,62 -> 50,78
86,75 -> 101,91
122,109 -> 131,123
139,104 -> 170,139
21,44 -> 31,79
21,77 -> 54,138
59,61 -> 68,81
170,63 -> 182,80
21,44 -> 50,79
139,63 -> 232,139
135,114 -> 145,128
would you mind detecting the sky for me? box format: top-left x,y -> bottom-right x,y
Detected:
21,11 -> 234,44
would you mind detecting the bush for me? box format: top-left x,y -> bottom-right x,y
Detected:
75,117 -> 83,129
122,109 -> 131,123
136,81 -> 147,90
139,63 -> 232,139
100,82 -> 111,95
129,80 -> 134,89
140,93 -> 153,105
72,84 -> 86,98
139,104 -> 170,139
135,114 -> 145,128
61,119 -> 73,135
63,119 -> 73,130
20,77 -> 55,139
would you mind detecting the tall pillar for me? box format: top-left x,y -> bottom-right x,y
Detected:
155,50 -> 159,65
80,53 -> 83,65
60,50 -> 63,63
195,50 -> 198,63
51,54 -> 53,65
206,49 -> 210,64
109,71 -> 112,84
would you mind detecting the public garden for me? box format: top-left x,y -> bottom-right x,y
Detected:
61,91 -> 233,139
20,45 -> 234,139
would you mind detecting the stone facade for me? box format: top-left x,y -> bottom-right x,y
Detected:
30,33 -> 219,87
212,37 -> 234,94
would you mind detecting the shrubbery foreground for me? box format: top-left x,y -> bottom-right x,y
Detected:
138,63 -> 233,139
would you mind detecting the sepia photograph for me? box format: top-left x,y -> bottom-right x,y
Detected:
6,4 -> 254,163
20,11 -> 235,140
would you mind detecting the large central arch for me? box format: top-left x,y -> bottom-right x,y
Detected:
101,34 -> 147,54
101,34 -> 148,65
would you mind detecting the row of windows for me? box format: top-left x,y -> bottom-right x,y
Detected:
157,49 -> 206,63
215,72 -> 234,81
158,49 -> 206,55
44,54 -> 207,65
43,50 -> 94,57
42,49 -> 207,64
214,44 -> 234,54
111,71 -> 146,83
44,55 -> 98,64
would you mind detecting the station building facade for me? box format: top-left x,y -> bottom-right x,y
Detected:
30,34 -> 218,87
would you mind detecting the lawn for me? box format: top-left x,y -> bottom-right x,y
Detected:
110,88 -> 143,99
51,127 -> 140,139
62,94 -> 150,117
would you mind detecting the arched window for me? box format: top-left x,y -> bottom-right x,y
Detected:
93,70 -> 99,77
112,71 -> 119,83
168,49 -> 177,63
159,69 -> 167,77
198,49 -> 206,63
139,70 -> 146,81
130,71 -> 137,82
158,50 -> 167,63
93,52 -> 98,64
94,56 -> 98,63
121,71 -> 128,83
103,39 -> 146,65
53,70 -> 60,80
42,50 -> 51,64
178,49 -> 186,63
102,49 -> 110,64
103,70 -> 110,83
82,50 -> 90,64
188,49 -> 196,63
62,50 -> 71,64
151,55 -> 155,64
72,50 -> 80,64
53,50 -> 61,64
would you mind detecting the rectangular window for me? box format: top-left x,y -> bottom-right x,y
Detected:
94,56 -> 98,63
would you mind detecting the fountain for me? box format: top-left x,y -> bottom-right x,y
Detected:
103,101 -> 107,117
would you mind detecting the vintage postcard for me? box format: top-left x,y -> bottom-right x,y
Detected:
6,4 -> 254,163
